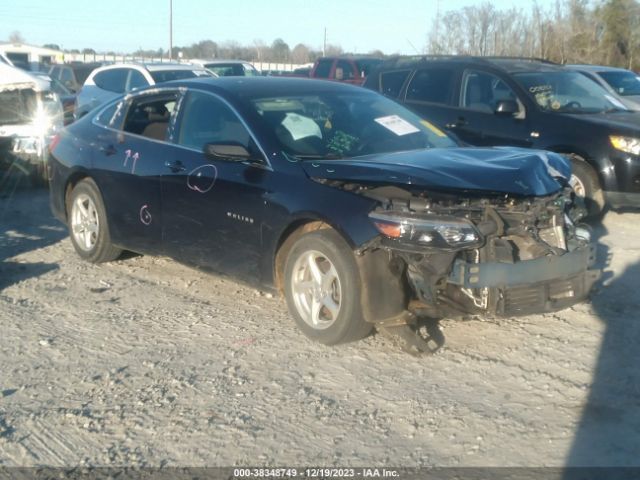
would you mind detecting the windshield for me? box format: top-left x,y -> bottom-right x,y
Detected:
598,71 -> 640,97
247,90 -> 456,158
150,69 -> 211,83
514,70 -> 628,113
74,66 -> 97,85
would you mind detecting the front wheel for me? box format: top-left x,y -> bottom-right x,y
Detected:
567,154 -> 605,218
283,229 -> 373,345
67,178 -> 122,263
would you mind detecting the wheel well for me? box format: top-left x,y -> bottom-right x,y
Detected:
548,148 -> 603,184
273,220 -> 332,295
64,173 -> 90,218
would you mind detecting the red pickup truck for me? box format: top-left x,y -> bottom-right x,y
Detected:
309,56 -> 383,85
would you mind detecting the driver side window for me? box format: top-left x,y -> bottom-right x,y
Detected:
176,91 -> 252,153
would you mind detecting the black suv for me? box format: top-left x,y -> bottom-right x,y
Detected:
364,56 -> 640,214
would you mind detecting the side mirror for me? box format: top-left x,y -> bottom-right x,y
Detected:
204,142 -> 252,161
495,100 -> 519,116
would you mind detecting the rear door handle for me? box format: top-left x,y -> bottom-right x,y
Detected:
100,144 -> 117,156
165,160 -> 186,172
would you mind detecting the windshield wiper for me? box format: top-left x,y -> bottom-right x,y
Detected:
291,153 -> 344,160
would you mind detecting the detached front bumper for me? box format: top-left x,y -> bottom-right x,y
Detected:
446,244 -> 599,316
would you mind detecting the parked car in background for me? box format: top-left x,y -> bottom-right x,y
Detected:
291,66 -> 311,77
49,77 -> 597,347
74,63 -> 212,119
310,56 -> 383,85
49,62 -> 103,93
0,63 -> 63,181
364,56 -> 640,214
568,64 -> 640,111
189,59 -> 259,77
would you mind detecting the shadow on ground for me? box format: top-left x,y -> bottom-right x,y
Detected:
565,214 -> 640,470
0,170 -> 66,290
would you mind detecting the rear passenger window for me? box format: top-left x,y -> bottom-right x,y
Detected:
122,93 -> 178,141
335,60 -> 354,81
314,59 -> 333,79
380,70 -> 410,98
177,91 -> 252,153
60,68 -> 73,87
406,69 -> 455,104
127,70 -> 148,91
95,102 -> 120,127
94,68 -> 128,93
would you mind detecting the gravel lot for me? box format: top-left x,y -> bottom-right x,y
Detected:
0,185 -> 639,467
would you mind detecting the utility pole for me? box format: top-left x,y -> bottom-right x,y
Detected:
434,0 -> 440,54
323,27 -> 327,57
169,0 -> 173,60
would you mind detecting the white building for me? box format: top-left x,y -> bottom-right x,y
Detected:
0,43 -> 63,71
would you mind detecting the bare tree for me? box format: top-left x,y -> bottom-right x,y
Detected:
291,43 -> 311,64
8,31 -> 25,44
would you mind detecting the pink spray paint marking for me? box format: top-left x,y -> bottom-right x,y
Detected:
131,152 -> 140,174
187,164 -> 218,193
139,204 -> 152,226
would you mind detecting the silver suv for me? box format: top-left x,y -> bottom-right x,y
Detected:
74,63 -> 213,119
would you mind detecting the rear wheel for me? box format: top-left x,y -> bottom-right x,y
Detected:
567,154 -> 605,217
67,179 -> 122,263
283,229 -> 372,345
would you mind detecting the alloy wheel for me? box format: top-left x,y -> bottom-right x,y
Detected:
71,193 -> 100,251
290,250 -> 342,330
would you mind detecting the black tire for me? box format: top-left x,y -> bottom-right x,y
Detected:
67,178 -> 122,263
567,154 -> 605,218
283,229 -> 373,345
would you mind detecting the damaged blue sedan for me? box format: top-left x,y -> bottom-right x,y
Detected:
49,77 -> 599,347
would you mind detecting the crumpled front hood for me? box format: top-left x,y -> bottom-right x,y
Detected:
301,147 -> 571,197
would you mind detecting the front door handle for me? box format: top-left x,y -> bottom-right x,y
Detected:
446,118 -> 468,129
165,160 -> 186,173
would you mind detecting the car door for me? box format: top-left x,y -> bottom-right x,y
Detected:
92,90 -> 180,254
161,89 -> 271,280
450,69 -> 532,147
402,66 -> 461,130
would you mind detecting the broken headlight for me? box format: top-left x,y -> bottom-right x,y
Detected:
369,210 -> 483,250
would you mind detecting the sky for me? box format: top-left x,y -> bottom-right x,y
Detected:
0,0 -> 555,56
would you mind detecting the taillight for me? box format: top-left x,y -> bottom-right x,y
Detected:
49,133 -> 61,153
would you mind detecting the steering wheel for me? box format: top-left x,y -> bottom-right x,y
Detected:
565,101 -> 582,109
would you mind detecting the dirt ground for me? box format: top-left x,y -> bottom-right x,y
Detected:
0,184 -> 639,468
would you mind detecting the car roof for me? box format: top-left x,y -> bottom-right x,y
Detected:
567,64 -> 635,74
162,76 -> 371,97
92,62 -> 208,74
320,55 -> 383,61
375,55 -> 565,74
193,59 -> 252,65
